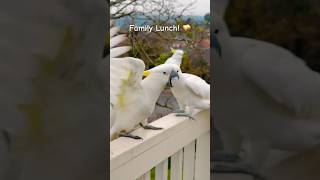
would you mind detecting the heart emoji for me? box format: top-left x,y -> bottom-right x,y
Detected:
182,24 -> 191,31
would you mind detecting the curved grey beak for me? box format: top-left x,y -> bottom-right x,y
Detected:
168,70 -> 179,87
212,34 -> 222,57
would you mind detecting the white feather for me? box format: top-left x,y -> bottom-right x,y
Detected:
110,26 -> 120,37
183,73 -> 210,99
240,39 -> 320,117
109,22 -> 181,140
110,57 -> 145,128
164,49 -> 210,115
110,46 -> 131,58
164,49 -> 184,66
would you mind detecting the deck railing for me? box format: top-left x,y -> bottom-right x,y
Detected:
110,109 -> 210,180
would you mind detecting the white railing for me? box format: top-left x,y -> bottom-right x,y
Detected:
110,109 -> 210,180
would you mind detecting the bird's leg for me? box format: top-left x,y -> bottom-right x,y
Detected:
119,132 -> 143,140
212,152 -> 251,173
173,108 -> 185,113
212,129 -> 251,174
212,138 -> 269,180
212,160 -> 265,179
139,123 -> 163,130
212,152 -> 265,179
173,104 -> 195,120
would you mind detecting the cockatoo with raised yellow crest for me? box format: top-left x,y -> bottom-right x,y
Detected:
110,23 -> 182,140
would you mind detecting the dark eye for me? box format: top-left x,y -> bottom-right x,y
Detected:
214,29 -> 219,34
177,70 -> 179,73
163,72 -> 167,75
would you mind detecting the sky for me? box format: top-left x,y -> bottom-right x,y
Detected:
180,0 -> 210,16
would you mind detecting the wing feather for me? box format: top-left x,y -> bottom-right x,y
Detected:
241,39 -> 320,117
183,73 -> 210,99
110,26 -> 120,38
109,20 -> 130,58
110,57 -> 145,109
110,46 -> 131,58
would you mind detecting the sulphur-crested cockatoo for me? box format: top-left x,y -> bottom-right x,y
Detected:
0,0 -> 107,179
110,63 -> 181,140
109,23 -> 181,140
164,50 -> 210,117
212,9 -> 320,176
170,73 -> 210,116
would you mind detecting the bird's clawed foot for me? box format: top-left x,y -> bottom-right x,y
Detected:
119,132 -> 143,140
139,123 -> 163,130
175,112 -> 195,120
212,161 -> 264,179
213,152 -> 240,162
173,109 -> 195,120
211,153 -> 266,180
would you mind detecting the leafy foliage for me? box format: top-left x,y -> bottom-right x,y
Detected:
122,17 -> 210,81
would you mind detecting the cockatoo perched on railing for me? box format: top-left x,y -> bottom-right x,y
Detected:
109,22 -> 182,140
212,9 -> 320,177
0,0 -> 107,179
164,49 -> 210,118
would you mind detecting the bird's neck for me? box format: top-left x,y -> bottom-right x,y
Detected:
141,75 -> 166,103
171,76 -> 185,88
172,54 -> 182,59
214,33 -> 238,69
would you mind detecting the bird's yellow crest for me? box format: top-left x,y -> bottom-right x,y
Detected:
143,70 -> 151,76
170,48 -> 176,54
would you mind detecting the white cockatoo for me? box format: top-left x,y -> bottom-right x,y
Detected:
0,0 -> 107,180
164,50 -> 210,117
171,73 -> 210,116
109,23 -> 182,140
212,5 -> 320,176
110,63 -> 182,140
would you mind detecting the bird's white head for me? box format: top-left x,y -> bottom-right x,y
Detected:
212,12 -> 230,57
143,64 -> 181,87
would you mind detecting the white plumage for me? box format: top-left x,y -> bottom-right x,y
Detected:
165,50 -> 210,116
109,23 -> 183,140
212,10 -> 320,174
164,49 -> 184,67
109,20 -> 141,128
173,73 -> 210,116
